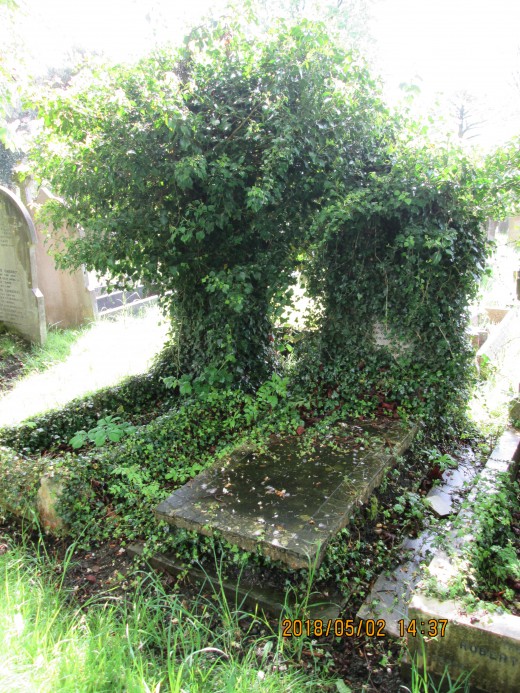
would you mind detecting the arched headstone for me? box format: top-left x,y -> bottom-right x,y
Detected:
0,186 -> 47,344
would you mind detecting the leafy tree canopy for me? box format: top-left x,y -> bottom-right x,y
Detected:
482,136 -> 520,220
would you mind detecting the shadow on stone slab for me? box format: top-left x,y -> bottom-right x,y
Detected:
155,419 -> 417,569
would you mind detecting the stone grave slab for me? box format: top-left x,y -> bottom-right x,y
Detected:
424,491 -> 452,518
155,419 -> 417,569
0,186 -> 46,343
424,453 -> 477,518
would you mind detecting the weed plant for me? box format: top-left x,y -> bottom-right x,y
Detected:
404,638 -> 472,693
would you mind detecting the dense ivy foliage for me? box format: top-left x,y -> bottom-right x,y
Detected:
0,383 -> 302,546
30,18 -> 492,423
0,354 -> 176,453
425,471 -> 520,612
468,474 -> 520,597
301,139 -> 487,422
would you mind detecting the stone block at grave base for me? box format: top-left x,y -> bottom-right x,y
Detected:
406,594 -> 520,693
127,542 -> 347,621
0,446 -> 68,535
36,474 -> 66,534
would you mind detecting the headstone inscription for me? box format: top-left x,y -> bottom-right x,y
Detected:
0,186 -> 46,344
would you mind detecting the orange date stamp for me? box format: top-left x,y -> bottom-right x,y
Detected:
281,618 -> 450,639
281,618 -> 387,638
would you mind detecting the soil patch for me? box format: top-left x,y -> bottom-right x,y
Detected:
0,354 -> 24,393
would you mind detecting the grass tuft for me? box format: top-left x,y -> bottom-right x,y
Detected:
0,536 -> 331,692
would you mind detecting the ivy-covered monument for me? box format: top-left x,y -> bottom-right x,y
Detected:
31,20 -> 486,424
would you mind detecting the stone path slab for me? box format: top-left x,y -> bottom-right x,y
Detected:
357,531 -> 436,638
155,419 -> 416,569
424,458 -> 476,518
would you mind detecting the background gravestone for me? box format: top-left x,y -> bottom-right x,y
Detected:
0,185 -> 46,344
23,181 -> 156,325
24,185 -> 98,328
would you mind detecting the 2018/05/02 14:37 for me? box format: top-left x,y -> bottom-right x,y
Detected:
281,618 -> 449,638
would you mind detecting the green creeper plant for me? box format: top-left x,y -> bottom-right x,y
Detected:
69,415 -> 135,449
299,127 -> 489,424
28,14 -> 502,426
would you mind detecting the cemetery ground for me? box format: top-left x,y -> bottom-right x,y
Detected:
0,305 -> 169,426
3,9 -> 520,688
0,307 -> 518,692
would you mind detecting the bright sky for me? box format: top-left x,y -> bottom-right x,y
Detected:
372,0 -> 520,146
6,0 -> 520,146
373,0 -> 520,96
18,0 -> 214,64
